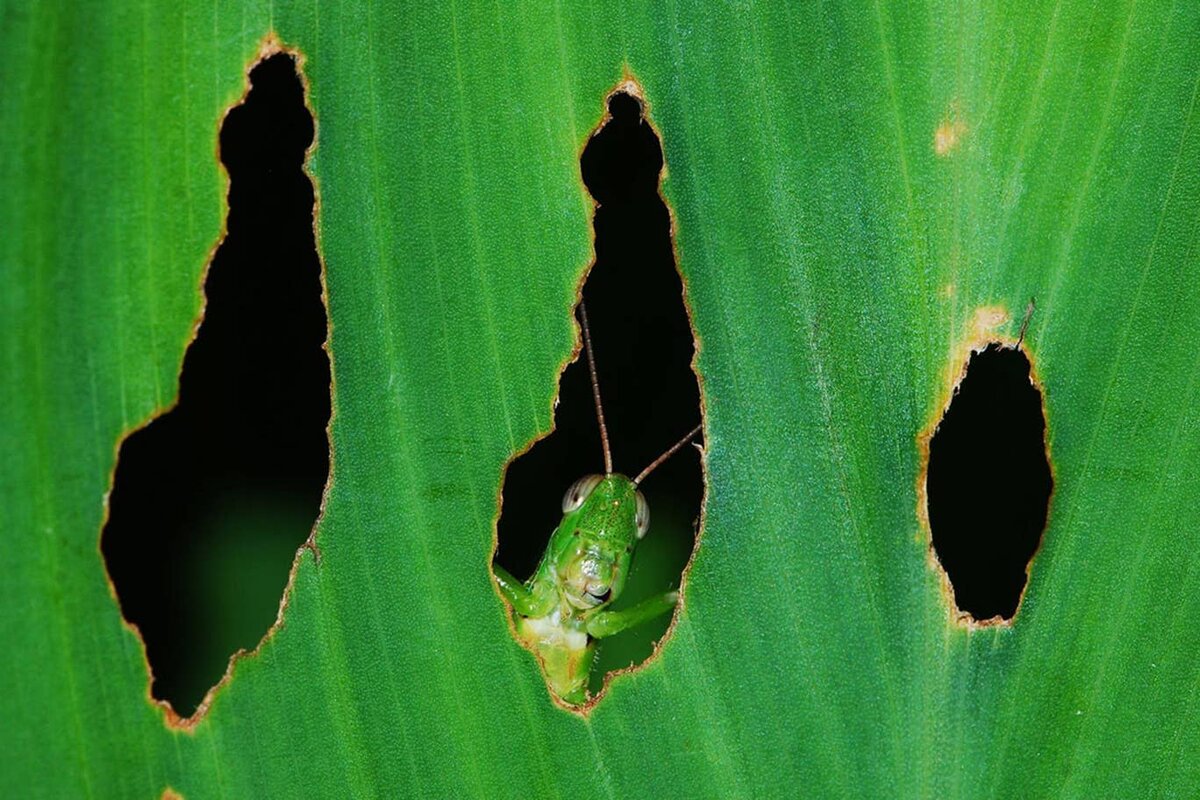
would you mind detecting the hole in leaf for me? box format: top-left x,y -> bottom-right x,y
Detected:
926,343 -> 1052,622
101,52 -> 329,716
493,88 -> 704,705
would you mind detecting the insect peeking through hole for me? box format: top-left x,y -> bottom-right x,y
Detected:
492,302 -> 703,708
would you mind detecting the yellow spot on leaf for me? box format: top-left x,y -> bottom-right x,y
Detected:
972,306 -> 1010,339
934,102 -> 968,156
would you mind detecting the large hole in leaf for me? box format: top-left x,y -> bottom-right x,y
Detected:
926,343 -> 1052,622
494,90 -> 704,703
101,53 -> 329,716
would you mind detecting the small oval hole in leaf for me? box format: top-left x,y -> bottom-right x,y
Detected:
927,343 -> 1052,622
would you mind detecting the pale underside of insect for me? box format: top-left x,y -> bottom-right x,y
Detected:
493,303 -> 701,707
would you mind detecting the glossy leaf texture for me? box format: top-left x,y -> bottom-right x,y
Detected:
2,2 -> 1199,797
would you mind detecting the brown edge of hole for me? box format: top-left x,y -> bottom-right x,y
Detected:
914,305 -> 1056,631
96,31 -> 337,732
487,68 -> 709,717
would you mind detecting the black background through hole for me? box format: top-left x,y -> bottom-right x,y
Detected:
494,92 -> 704,684
926,343 -> 1053,620
101,54 -> 329,715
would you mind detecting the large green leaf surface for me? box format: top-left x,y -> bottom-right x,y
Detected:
2,1 -> 1199,796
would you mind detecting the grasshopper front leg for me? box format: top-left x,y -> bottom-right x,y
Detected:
492,564 -> 556,618
586,591 -> 679,639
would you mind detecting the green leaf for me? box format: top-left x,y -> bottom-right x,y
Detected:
3,2 -> 1199,797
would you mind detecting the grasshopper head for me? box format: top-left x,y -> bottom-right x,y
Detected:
555,473 -> 649,611
551,301 -> 700,613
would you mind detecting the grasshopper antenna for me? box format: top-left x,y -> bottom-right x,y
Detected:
578,302 -> 613,475
1016,297 -> 1036,350
634,424 -> 703,487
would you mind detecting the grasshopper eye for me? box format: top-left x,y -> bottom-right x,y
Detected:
562,474 -> 603,513
634,490 -> 650,539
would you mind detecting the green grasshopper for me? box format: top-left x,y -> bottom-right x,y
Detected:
492,303 -> 702,708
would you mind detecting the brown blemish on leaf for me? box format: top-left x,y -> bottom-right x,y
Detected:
915,303 -> 1055,630
488,69 -> 706,717
161,788 -> 184,800
97,30 -> 335,732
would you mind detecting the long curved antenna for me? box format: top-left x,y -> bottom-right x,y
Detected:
634,424 -> 703,486
578,302 -> 613,475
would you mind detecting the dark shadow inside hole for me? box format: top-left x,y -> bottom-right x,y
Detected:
926,343 -> 1052,621
494,91 -> 703,692
101,53 -> 329,715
